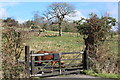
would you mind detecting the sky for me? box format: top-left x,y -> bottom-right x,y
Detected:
0,2 -> 118,30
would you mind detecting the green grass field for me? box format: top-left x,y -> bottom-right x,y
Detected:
25,31 -> 85,52
24,30 -> 118,54
18,30 -> 119,65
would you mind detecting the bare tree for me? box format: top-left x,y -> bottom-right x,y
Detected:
43,2 -> 75,36
33,11 -> 47,30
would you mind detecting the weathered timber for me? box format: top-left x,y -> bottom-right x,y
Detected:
25,46 -> 30,78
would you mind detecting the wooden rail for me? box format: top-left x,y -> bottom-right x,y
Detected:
61,52 -> 84,54
30,51 -> 84,57
30,53 -> 53,56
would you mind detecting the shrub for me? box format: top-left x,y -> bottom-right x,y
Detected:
2,27 -> 25,79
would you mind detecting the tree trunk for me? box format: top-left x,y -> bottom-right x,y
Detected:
84,36 -> 96,55
58,23 -> 62,36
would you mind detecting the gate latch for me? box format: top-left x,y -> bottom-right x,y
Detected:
53,53 -> 59,60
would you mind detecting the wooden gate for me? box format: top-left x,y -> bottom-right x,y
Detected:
24,46 -> 88,77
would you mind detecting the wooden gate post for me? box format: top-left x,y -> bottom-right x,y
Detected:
25,46 -> 30,78
59,53 -> 62,74
82,50 -> 88,70
30,51 -> 35,75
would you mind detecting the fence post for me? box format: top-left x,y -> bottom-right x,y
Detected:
25,46 -> 30,78
31,51 -> 35,75
82,50 -> 88,70
59,53 -> 62,74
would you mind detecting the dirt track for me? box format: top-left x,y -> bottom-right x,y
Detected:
47,74 -> 98,78
0,71 -> 2,79
47,74 -> 116,80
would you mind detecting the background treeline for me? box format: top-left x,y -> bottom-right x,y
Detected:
2,17 -> 118,34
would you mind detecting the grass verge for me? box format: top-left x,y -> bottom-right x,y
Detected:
83,69 -> 120,79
